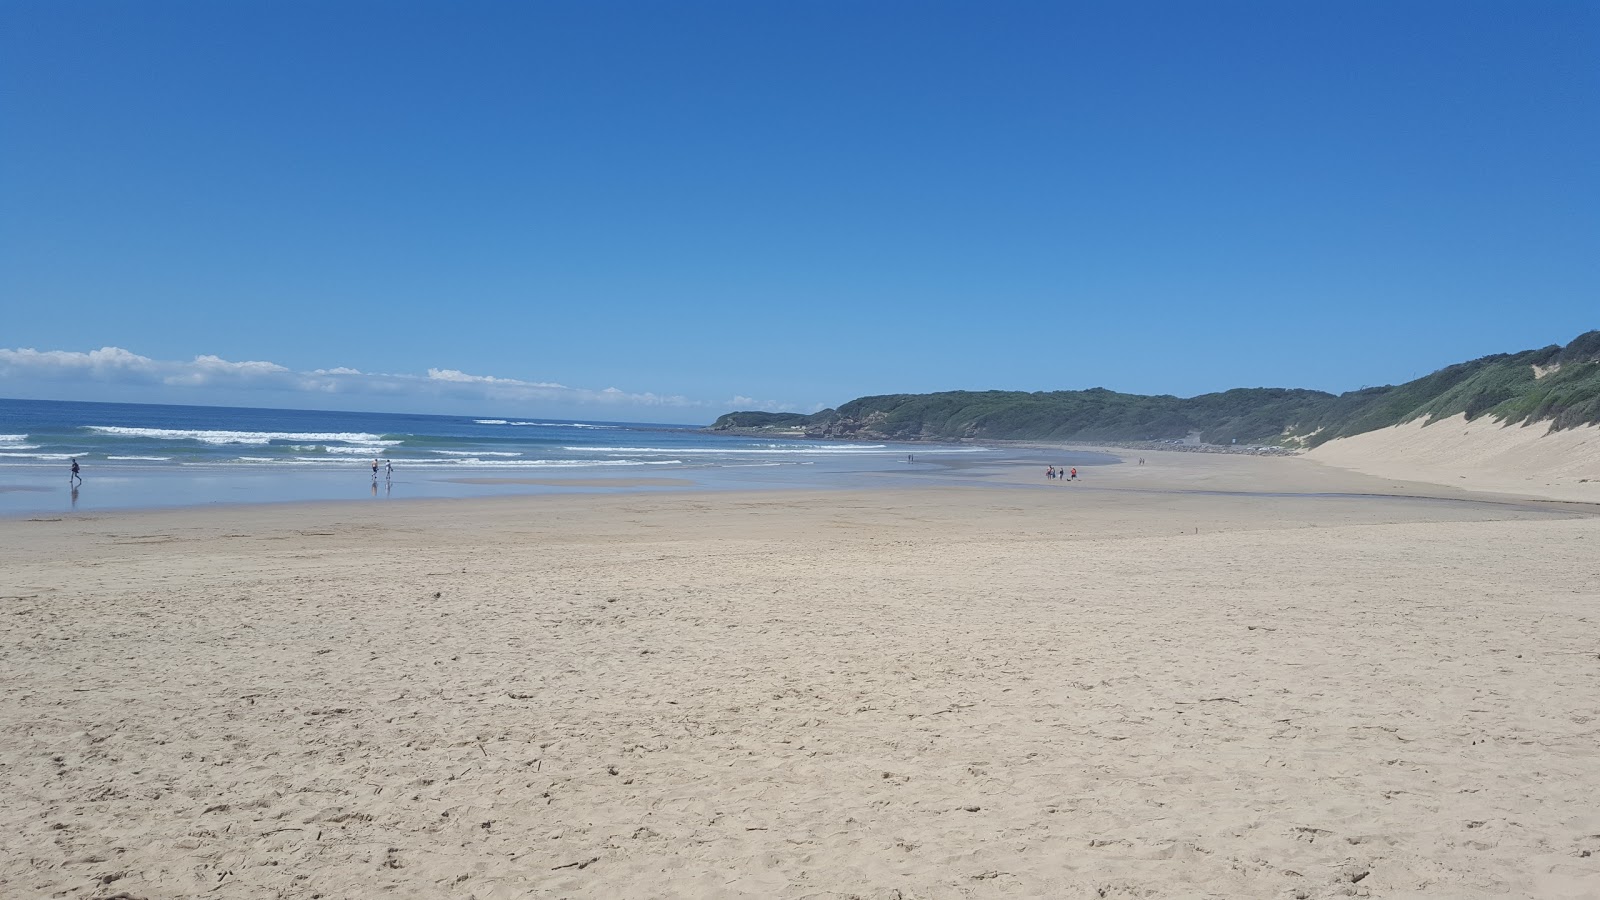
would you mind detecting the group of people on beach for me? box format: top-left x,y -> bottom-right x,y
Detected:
371,458 -> 393,482
1046,465 -> 1076,481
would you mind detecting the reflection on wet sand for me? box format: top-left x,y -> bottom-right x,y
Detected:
439,477 -> 698,488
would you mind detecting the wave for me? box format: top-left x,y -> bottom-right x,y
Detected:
577,444 -> 895,455
477,419 -> 618,429
431,450 -> 522,457
261,457 -> 685,468
371,457 -> 684,468
107,456 -> 173,461
0,434 -> 30,442
0,452 -> 78,460
320,446 -> 401,455
86,426 -> 402,446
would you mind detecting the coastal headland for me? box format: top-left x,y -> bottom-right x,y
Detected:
3,448 -> 1597,898
708,329 -> 1600,503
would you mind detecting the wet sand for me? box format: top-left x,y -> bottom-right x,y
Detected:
440,476 -> 699,488
2,450 -> 1598,898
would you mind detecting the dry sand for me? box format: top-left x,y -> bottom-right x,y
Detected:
3,452 -> 1599,899
1308,414 -> 1600,503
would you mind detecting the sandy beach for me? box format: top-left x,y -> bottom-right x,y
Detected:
1308,415 -> 1600,504
3,450 -> 1598,899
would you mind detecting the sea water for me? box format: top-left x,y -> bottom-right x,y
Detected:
0,398 -> 1115,515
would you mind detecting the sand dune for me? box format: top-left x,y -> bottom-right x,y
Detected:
2,457 -> 1598,898
1307,413 -> 1600,503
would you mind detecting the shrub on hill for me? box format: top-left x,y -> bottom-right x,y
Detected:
713,331 -> 1600,445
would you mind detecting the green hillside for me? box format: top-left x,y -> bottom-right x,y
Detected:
708,331 -> 1600,446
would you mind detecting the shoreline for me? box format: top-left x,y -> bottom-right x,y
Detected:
5,441 -> 1596,521
4,452 -> 1598,898
0,445 -> 1117,518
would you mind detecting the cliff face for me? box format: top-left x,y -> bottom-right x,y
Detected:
807,409 -> 906,441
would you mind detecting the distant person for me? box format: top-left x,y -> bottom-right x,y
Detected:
1070,467 -> 1077,481
371,458 -> 380,480
385,459 -> 393,482
1046,466 -> 1055,480
70,458 -> 82,486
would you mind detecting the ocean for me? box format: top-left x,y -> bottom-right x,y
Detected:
0,398 -> 1113,515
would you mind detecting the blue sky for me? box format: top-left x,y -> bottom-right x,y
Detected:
2,1 -> 1595,424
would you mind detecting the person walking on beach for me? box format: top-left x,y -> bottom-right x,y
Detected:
1070,467 -> 1077,481
371,458 -> 380,480
70,458 -> 82,486
385,459 -> 393,483
1046,466 -> 1055,480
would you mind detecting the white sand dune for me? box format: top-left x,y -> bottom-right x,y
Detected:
1307,413 -> 1600,503
2,455 -> 1598,898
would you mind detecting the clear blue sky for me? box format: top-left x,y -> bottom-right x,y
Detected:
3,1 -> 1596,423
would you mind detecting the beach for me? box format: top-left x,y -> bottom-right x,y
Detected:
3,450 -> 1598,899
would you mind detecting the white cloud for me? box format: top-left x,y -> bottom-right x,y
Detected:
0,345 -> 735,416
724,394 -> 806,412
163,354 -> 292,386
428,368 -> 502,384
191,354 -> 289,374
0,346 -> 160,377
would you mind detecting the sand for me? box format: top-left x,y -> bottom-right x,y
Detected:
3,452 -> 1599,899
440,477 -> 699,488
1308,414 -> 1600,503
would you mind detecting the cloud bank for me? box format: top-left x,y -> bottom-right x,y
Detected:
0,346 -> 805,418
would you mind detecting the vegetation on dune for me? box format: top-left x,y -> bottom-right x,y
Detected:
706,410 -> 836,430
1296,331 -> 1600,445
708,331 -> 1600,446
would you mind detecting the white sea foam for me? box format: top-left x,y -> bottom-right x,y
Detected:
87,426 -> 401,446
0,452 -> 78,460
277,457 -> 682,468
578,444 -> 897,455
479,420 -> 618,429
322,446 -> 399,455
0,434 -> 30,442
432,450 -> 522,457
108,456 -> 173,461
614,444 -> 991,455
394,458 -> 683,468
